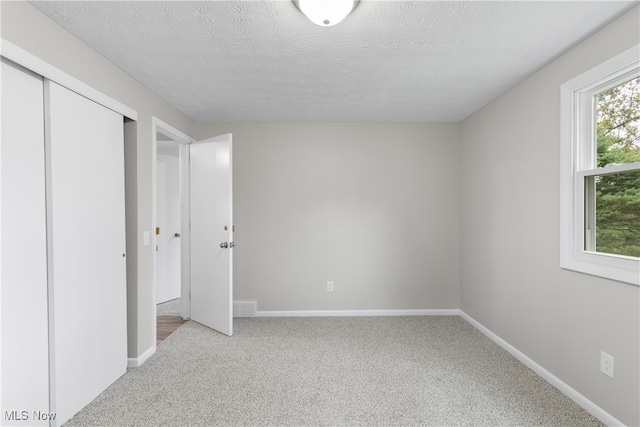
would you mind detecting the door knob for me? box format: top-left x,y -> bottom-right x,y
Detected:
229,242 -> 235,248
220,242 -> 228,249
174,233 -> 181,238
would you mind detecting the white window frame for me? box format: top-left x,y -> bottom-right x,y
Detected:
560,44 -> 640,286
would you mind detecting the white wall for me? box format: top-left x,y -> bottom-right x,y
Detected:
460,7 -> 640,426
194,123 -> 460,311
0,1 -> 195,360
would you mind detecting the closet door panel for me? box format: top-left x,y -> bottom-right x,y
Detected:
47,81 -> 127,425
0,59 -> 50,426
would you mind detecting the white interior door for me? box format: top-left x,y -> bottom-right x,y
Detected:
190,134 -> 233,336
1,59 -> 50,426
47,81 -> 127,425
155,146 -> 182,304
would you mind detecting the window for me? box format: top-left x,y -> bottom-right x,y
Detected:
560,45 -> 640,286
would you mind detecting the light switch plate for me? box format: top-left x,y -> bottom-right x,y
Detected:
143,231 -> 150,246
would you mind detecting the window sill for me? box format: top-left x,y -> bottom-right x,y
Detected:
561,251 -> 639,286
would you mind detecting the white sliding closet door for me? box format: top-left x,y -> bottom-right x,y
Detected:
1,59 -> 50,426
47,81 -> 127,426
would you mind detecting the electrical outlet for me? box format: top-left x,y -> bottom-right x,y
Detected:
600,351 -> 614,379
327,281 -> 334,292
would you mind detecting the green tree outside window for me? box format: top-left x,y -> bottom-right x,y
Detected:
595,77 -> 640,257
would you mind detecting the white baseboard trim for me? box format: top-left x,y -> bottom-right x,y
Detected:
127,345 -> 156,368
256,309 -> 460,317
459,311 -> 624,427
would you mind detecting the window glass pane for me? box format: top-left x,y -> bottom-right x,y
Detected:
586,170 -> 640,258
596,77 -> 640,167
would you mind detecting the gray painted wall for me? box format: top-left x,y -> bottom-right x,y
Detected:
193,123 -> 460,311
459,7 -> 639,426
2,1 -> 638,424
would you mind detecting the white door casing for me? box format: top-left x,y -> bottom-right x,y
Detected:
189,134 -> 233,336
152,118 -> 194,326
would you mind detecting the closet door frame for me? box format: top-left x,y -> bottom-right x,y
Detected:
1,39 -> 138,427
0,40 -> 137,121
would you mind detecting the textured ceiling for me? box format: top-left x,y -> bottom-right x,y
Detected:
30,1 -> 638,122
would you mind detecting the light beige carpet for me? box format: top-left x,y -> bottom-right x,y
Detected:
65,316 -> 603,426
156,298 -> 181,315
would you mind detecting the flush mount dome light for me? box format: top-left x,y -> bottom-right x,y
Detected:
294,0 -> 359,27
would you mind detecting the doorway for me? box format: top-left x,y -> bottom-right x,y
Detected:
152,118 -> 234,345
156,138 -> 181,306
152,118 -> 194,345
155,137 -> 183,343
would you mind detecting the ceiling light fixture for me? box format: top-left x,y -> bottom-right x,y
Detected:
294,0 -> 359,27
